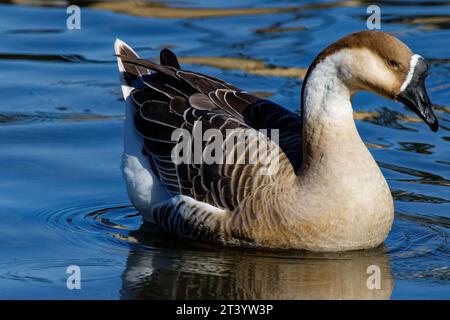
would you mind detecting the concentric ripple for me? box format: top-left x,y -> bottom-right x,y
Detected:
0,194 -> 447,299
32,197 -> 143,252
30,196 -> 450,283
387,212 -> 450,281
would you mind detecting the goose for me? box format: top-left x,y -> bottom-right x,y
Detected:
115,30 -> 438,252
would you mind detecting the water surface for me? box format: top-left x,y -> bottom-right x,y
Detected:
0,0 -> 449,299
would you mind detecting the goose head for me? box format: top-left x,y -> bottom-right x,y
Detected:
308,30 -> 439,131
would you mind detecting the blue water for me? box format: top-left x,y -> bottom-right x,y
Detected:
0,0 -> 448,299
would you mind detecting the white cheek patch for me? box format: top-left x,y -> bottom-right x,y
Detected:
400,54 -> 422,92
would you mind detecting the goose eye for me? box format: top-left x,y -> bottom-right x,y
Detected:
388,59 -> 400,69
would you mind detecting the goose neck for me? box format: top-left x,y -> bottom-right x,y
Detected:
300,53 -> 363,171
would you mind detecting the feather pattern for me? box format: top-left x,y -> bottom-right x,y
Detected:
117,46 -> 299,246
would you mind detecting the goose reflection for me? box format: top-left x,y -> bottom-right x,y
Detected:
119,223 -> 393,299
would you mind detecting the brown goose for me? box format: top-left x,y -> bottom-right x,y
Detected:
115,30 -> 438,252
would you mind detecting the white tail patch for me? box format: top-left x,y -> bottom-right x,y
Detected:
114,39 -> 170,215
115,38 -> 139,100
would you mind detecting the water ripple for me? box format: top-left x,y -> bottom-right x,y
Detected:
26,197 -> 450,287
0,112 -> 123,125
0,53 -> 109,64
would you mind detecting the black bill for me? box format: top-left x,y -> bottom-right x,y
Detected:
396,57 -> 439,132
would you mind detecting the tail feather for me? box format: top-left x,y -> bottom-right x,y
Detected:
116,53 -> 179,80
115,40 -> 183,100
115,39 -> 148,98
160,48 -> 181,69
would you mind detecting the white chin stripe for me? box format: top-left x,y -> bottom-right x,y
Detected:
400,54 -> 422,92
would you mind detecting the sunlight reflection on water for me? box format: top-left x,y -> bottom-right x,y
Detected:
0,0 -> 448,299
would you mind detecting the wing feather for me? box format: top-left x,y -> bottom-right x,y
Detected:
121,48 -> 301,210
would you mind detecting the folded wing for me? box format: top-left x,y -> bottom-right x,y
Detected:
119,50 -> 301,212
